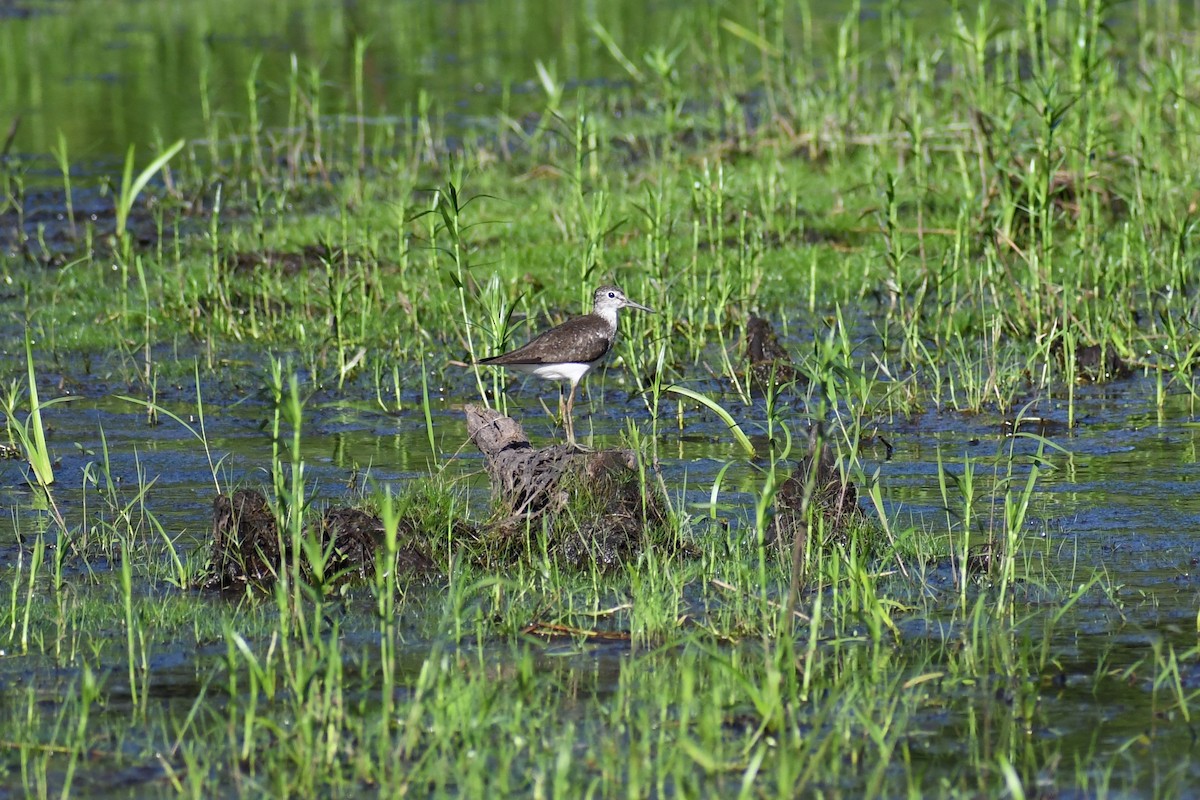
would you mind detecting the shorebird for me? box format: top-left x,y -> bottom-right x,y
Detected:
478,285 -> 653,447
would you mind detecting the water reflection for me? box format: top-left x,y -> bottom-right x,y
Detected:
0,0 -> 762,165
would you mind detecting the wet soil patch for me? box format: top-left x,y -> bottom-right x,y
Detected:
0,181 -> 186,266
229,243 -> 374,277
696,221 -> 866,253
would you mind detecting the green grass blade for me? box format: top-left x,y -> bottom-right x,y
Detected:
116,139 -> 185,237
24,330 -> 52,487
664,385 -> 755,457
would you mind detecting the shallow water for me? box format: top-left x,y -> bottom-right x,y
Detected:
6,344 -> 1199,590
1,0 -> 771,167
3,335 -> 1200,794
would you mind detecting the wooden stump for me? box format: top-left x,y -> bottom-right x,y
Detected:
464,404 -> 668,568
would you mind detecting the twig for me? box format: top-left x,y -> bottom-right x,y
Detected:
711,578 -> 811,622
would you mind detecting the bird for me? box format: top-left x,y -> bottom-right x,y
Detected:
477,285 -> 653,447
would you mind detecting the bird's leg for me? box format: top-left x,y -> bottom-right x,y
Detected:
563,381 -> 577,447
564,380 -> 593,451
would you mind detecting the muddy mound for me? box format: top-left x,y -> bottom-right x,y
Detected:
766,427 -> 862,556
743,315 -> 799,390
202,489 -> 437,591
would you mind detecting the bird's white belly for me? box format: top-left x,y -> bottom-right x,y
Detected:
505,361 -> 593,383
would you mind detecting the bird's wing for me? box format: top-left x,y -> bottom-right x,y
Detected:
483,316 -> 613,365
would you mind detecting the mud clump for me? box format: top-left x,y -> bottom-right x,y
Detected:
1071,343 -> 1132,382
464,404 -> 677,570
202,489 -> 436,591
200,401 -> 668,587
766,427 -> 862,556
206,490 -> 280,588
1050,339 -> 1132,383
314,506 -> 437,580
744,315 -> 799,390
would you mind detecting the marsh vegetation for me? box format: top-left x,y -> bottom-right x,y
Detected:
3,0 -> 1200,796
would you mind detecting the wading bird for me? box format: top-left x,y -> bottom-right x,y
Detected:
479,285 -> 653,447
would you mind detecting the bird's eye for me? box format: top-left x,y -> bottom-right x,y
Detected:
608,291 -> 616,298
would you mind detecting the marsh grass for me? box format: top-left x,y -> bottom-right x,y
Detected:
4,0 -> 1200,795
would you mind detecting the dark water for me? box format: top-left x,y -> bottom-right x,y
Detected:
0,0 -> 775,169
6,349 -> 1199,593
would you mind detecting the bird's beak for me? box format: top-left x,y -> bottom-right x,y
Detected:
626,300 -> 654,314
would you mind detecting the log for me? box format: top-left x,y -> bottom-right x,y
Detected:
464,404 -> 668,568
465,404 -> 638,518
